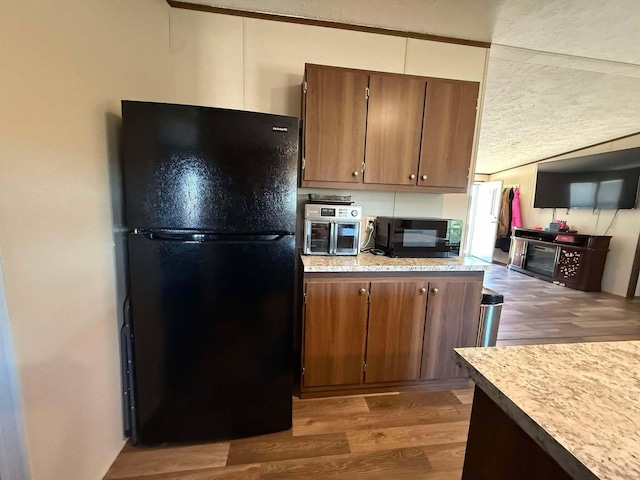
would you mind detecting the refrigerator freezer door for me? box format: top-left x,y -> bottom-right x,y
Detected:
127,232 -> 295,444
122,101 -> 298,233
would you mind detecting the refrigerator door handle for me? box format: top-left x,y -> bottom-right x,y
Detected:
138,231 -> 293,243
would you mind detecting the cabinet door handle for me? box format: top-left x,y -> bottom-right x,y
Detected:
432,288 -> 439,294
419,287 -> 426,294
352,171 -> 359,177
421,175 -> 428,180
359,288 -> 367,295
410,174 -> 416,179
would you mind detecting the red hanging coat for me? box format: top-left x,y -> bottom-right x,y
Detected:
512,187 -> 522,229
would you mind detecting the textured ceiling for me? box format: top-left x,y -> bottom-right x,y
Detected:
185,0 -> 640,173
493,1 -> 640,65
476,55 -> 640,173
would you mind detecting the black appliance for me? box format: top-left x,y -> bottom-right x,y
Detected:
120,101 -> 298,445
374,217 -> 462,258
534,147 -> 640,209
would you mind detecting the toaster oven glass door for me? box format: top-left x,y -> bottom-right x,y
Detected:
305,221 -> 332,255
335,222 -> 360,255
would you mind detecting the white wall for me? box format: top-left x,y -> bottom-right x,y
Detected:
489,133 -> 640,296
0,0 -> 173,478
169,9 -> 489,225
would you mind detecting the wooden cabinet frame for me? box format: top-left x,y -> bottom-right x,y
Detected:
300,64 -> 481,193
300,271 -> 484,398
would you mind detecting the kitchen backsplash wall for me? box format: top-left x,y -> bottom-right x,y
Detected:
296,188 -> 448,248
298,188 -> 444,218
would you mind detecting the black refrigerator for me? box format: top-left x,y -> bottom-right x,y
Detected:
120,101 -> 299,445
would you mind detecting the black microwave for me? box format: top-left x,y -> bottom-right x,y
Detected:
374,217 -> 463,258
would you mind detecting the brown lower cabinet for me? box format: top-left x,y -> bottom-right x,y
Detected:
421,280 -> 483,380
301,274 -> 484,397
302,281 -> 369,387
365,280 -> 428,383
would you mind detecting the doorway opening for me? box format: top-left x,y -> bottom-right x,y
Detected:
466,180 -> 503,263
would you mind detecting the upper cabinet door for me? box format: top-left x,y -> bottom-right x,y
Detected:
303,65 -> 369,183
418,80 -> 480,189
364,75 -> 426,186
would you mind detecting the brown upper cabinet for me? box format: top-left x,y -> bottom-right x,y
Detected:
364,75 -> 426,186
302,66 -> 369,183
301,64 -> 480,193
418,80 -> 480,189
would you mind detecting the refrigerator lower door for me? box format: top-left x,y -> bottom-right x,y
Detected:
127,232 -> 295,445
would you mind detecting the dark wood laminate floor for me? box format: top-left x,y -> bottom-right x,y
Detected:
105,266 -> 640,479
485,265 -> 640,346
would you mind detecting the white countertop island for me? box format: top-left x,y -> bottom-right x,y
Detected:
455,341 -> 640,480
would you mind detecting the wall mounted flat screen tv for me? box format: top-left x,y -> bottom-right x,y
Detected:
534,147 -> 640,209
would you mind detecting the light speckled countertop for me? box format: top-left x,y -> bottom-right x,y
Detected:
301,254 -> 491,273
455,341 -> 640,480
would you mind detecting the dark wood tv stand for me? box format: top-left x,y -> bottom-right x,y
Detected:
508,228 -> 611,292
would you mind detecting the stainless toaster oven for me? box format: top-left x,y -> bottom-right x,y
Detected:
303,204 -> 362,256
